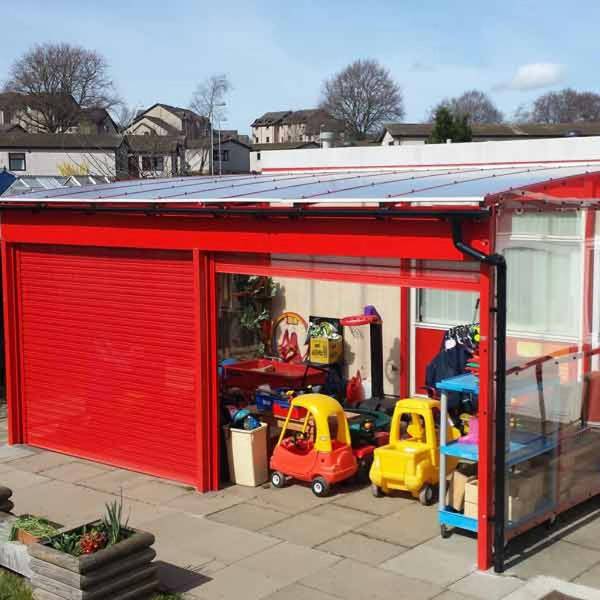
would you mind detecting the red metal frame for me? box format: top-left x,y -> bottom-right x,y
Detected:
0,208 -> 495,569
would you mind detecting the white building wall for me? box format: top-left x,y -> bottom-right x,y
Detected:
0,149 -> 116,176
250,136 -> 600,173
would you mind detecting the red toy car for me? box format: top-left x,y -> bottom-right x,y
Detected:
270,393 -> 372,496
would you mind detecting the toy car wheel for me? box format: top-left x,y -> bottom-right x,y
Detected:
440,524 -> 452,539
371,483 -> 383,497
311,476 -> 331,497
270,471 -> 286,489
419,484 -> 434,506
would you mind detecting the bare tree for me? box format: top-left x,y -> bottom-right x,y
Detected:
3,42 -> 119,133
527,88 -> 600,123
428,90 -> 503,123
320,59 -> 404,139
190,74 -> 231,174
113,103 -> 142,132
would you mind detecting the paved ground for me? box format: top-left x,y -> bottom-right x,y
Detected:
1,437 -> 600,599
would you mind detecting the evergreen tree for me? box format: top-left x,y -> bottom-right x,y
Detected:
428,107 -> 472,143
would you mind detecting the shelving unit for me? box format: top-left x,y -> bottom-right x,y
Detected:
437,374 -> 480,536
437,373 -> 562,537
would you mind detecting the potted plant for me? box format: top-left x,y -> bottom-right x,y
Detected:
28,497 -> 157,599
9,515 -> 62,546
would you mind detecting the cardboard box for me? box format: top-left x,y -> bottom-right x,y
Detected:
507,496 -> 534,523
446,467 -> 477,511
309,337 -> 343,364
464,479 -> 478,505
464,501 -> 477,519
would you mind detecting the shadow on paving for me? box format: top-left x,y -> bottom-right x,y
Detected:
155,561 -> 212,594
503,495 -> 600,571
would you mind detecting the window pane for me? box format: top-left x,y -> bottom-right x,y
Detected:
419,289 -> 478,325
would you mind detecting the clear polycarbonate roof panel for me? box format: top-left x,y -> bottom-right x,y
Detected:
3,164 -> 599,204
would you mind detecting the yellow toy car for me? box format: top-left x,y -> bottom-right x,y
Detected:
369,397 -> 460,504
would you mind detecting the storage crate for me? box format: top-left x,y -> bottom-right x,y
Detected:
273,397 -> 307,420
255,389 -> 278,411
309,337 -> 343,364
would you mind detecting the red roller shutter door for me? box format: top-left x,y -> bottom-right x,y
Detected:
17,245 -> 199,485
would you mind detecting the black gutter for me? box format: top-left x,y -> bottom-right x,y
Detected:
451,218 -> 507,574
0,203 -> 490,221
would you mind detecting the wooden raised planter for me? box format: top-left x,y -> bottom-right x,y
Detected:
28,521 -> 158,600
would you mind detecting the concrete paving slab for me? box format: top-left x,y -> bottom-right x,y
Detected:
262,583 -> 339,600
0,445 -> 36,463
11,479 -> 114,527
449,571 -> 524,600
505,540 -> 600,582
432,592 -> 478,600
123,479 -> 191,504
208,502 -> 290,531
502,575 -> 600,600
237,541 -> 340,587
356,503 -> 440,547
381,543 -> 476,587
5,450 -> 77,473
81,468 -> 155,494
333,486 -> 413,516
186,563 -> 284,600
39,461 -> 110,483
422,532 -> 477,559
306,503 -> 376,529
0,468 -> 50,492
317,532 -> 407,566
138,511 -> 280,566
563,515 -> 600,551
261,512 -> 356,547
236,542 -> 342,586
250,484 -> 336,514
299,558 -> 443,600
166,490 -> 249,516
573,562 -> 600,588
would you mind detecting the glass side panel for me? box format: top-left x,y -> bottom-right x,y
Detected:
499,208 -> 600,537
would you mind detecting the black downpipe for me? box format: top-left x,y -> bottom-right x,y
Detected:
451,219 -> 507,573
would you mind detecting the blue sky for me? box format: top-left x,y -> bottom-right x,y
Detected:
2,0 -> 599,133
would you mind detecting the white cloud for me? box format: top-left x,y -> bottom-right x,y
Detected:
496,62 -> 565,91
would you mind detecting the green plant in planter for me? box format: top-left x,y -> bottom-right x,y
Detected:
102,495 -> 130,546
9,515 -> 60,542
51,530 -> 83,557
236,275 -> 279,355
50,495 -> 131,556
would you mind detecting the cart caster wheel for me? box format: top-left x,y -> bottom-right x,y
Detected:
440,524 -> 452,539
311,476 -> 331,497
270,471 -> 286,489
371,483 -> 383,498
546,515 -> 559,530
419,484 -> 434,506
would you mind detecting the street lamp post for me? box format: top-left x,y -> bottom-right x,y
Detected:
210,102 -> 227,175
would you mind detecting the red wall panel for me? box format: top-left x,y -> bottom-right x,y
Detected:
17,245 -> 199,485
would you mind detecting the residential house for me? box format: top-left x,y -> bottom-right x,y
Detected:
125,103 -> 210,138
186,137 -> 250,175
126,135 -> 184,178
379,121 -> 600,145
0,92 -> 117,134
251,109 -> 344,145
0,133 -> 128,178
